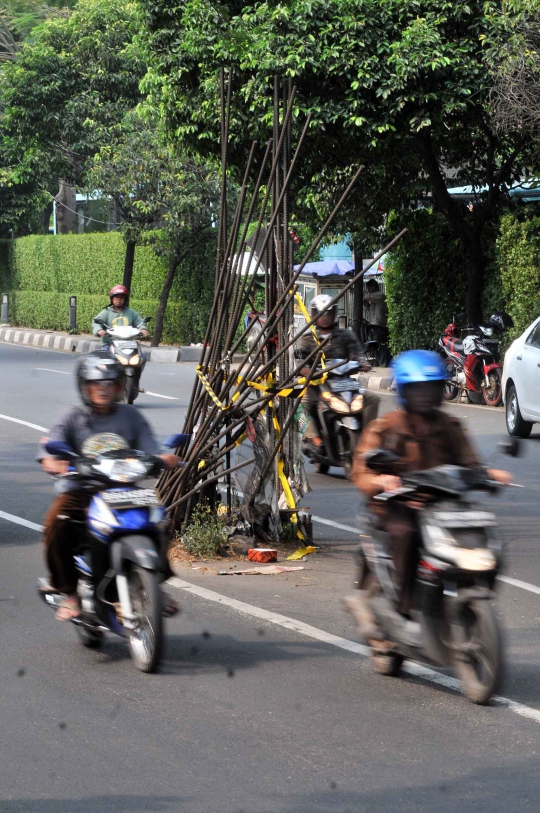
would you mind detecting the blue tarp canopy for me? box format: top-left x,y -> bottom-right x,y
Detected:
295,260 -> 355,276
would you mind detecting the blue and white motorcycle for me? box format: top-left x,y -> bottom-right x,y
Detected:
38,434 -> 187,673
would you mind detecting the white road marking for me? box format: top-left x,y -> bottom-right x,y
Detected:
499,575 -> 540,596
169,577 -> 540,724
0,412 -> 48,432
0,511 -> 43,532
0,500 -> 539,720
143,391 -> 179,401
312,514 -> 358,534
35,367 -> 70,375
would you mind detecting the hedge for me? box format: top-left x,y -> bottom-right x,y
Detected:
0,231 -> 217,344
385,210 -> 468,354
497,214 -> 540,342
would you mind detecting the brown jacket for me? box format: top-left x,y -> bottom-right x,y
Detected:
352,409 -> 480,499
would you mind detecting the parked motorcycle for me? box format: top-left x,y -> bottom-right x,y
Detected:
438,312 -> 513,407
353,449 -> 506,704
302,359 -> 366,477
94,316 -> 150,404
37,433 -> 186,673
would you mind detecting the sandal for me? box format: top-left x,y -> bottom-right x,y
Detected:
55,596 -> 80,621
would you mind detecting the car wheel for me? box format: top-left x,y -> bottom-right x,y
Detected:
506,385 -> 533,438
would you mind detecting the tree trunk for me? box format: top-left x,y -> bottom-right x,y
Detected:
351,237 -> 364,338
55,180 -> 77,234
151,253 -> 181,347
123,240 -> 136,291
465,232 -> 485,325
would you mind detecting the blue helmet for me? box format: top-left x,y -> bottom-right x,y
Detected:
392,350 -> 447,403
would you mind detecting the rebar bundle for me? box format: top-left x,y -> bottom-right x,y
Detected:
158,71 -> 406,542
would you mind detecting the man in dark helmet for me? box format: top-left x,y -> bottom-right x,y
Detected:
38,355 -> 179,621
92,285 -> 149,345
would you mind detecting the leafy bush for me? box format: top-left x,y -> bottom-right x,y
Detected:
497,214 -> 540,342
0,231 -> 217,344
180,504 -> 229,558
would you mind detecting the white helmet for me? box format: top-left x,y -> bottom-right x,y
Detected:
310,294 -> 337,322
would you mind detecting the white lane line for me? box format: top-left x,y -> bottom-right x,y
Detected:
499,575 -> 540,596
0,511 -> 43,532
0,412 -> 48,432
312,514 -> 358,534
35,367 -> 70,375
0,502 -> 539,721
169,577 -> 540,724
143,391 -> 179,401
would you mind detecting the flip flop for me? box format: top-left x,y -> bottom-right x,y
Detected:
55,599 -> 80,621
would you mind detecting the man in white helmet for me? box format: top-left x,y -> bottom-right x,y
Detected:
296,294 -> 379,448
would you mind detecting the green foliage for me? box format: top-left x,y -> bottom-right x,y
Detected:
497,213 -> 540,341
385,210 -> 467,354
0,230 -> 217,344
180,503 -> 229,558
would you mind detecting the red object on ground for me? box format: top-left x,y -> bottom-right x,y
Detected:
247,548 -> 278,563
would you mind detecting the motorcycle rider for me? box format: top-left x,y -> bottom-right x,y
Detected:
296,294 -> 379,449
92,285 -> 149,345
38,355 -> 179,621
349,350 -> 511,621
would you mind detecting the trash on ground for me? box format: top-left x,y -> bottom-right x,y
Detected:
217,565 -> 304,576
286,546 -> 317,561
247,548 -> 278,563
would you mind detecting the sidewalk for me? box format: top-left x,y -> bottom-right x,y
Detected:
0,325 -> 205,363
357,368 -> 395,392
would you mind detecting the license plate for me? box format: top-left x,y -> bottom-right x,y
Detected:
102,488 -> 161,508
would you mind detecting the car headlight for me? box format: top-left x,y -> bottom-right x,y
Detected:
129,354 -> 140,365
351,394 -> 364,412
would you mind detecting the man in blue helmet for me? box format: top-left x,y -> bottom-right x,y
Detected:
351,350 -> 510,617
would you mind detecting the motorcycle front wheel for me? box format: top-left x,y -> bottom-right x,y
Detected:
128,566 -> 163,673
482,369 -> 503,407
454,599 -> 502,705
125,377 -> 138,405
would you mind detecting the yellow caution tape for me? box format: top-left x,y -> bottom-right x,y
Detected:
286,546 -> 317,561
196,367 -> 228,411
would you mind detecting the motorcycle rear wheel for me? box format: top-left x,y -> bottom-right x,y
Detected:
128,566 -> 163,673
482,369 -> 503,407
454,599 -> 502,705
442,360 -> 459,401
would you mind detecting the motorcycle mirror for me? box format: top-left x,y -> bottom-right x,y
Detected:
164,433 -> 191,449
364,449 -> 400,472
142,316 -> 152,324
44,440 -> 77,459
498,438 -> 522,458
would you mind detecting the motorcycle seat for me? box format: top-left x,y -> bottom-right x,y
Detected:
442,336 -> 464,354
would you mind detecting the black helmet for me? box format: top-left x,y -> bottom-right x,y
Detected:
76,355 -> 125,405
489,311 -> 514,332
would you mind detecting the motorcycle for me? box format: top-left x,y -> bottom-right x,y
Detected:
352,449 -> 506,704
301,359 -> 366,478
94,316 -> 150,404
438,312 -> 512,407
37,433 -> 187,673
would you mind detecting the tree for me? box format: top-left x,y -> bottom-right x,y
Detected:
140,0 -> 530,322
0,0 -> 146,233
85,113 -> 223,343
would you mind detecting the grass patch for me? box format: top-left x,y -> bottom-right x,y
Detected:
180,504 -> 230,559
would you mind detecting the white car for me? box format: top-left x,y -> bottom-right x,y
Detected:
502,315 -> 540,437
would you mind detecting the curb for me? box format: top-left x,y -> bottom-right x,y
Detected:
0,327 -> 243,365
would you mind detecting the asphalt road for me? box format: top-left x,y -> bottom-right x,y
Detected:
2,341 -> 540,812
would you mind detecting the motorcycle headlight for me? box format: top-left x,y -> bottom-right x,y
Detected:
351,394 -> 364,412
320,390 -> 332,402
99,458 -> 149,483
330,397 -> 350,414
455,549 -> 496,571
116,355 -> 129,365
129,354 -> 140,365
423,524 -> 458,563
